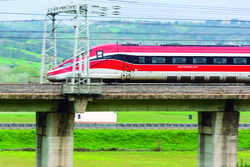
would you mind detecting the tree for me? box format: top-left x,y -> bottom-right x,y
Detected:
11,60 -> 16,68
230,18 -> 239,24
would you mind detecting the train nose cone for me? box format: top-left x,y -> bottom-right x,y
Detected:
47,75 -> 56,82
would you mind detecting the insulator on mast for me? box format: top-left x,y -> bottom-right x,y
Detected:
112,6 -> 121,10
112,11 -> 120,15
99,7 -> 108,11
98,12 -> 107,16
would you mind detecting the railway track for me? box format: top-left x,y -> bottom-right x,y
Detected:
0,83 -> 249,94
1,123 -> 249,129
0,83 -> 62,93
102,83 -> 250,94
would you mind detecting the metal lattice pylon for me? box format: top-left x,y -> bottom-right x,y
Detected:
40,4 -> 89,84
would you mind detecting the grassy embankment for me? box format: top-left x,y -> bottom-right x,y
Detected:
1,129 -> 250,151
2,111 -> 250,123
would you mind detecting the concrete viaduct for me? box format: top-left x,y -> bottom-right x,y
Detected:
0,83 -> 249,167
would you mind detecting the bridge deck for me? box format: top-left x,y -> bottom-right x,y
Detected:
0,83 -> 250,100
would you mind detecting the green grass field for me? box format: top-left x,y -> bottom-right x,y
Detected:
0,128 -> 249,166
0,151 -> 250,167
0,112 -> 35,123
1,111 -> 250,124
5,46 -> 41,59
0,57 -> 41,69
118,112 -> 198,123
2,46 -> 64,61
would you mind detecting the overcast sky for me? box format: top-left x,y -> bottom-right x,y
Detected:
1,0 -> 250,22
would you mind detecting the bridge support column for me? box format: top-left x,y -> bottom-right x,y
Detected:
197,111 -> 239,167
35,112 -> 75,167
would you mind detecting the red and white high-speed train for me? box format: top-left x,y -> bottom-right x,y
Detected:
47,43 -> 250,83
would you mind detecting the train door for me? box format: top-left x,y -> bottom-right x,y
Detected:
123,51 -> 134,72
123,51 -> 134,80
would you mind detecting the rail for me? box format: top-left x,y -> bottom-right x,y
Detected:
0,83 -> 62,93
0,83 -> 250,95
1,123 -> 249,129
102,83 -> 250,94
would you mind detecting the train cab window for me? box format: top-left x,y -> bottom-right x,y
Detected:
112,54 -> 123,61
57,62 -> 72,69
124,55 -> 134,63
97,51 -> 103,58
172,57 -> 186,64
213,58 -> 227,64
233,58 -> 247,64
139,57 -> 145,63
193,57 -> 206,64
152,57 -> 165,64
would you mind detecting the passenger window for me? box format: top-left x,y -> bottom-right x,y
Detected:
186,57 -> 193,64
152,57 -> 165,64
213,58 -> 227,64
139,57 -> 145,63
233,58 -> 247,64
166,57 -> 172,64
97,51 -> 103,58
172,57 -> 186,64
193,57 -> 206,64
145,57 -> 152,64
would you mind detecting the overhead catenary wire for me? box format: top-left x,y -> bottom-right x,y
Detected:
87,0 -> 250,18
0,15 -> 249,23
92,2 -> 250,16
1,30 -> 250,36
94,3 -> 250,16
119,10 -> 250,17
90,0 -> 250,22
1,11 -> 250,23
1,20 -> 250,30
1,0 -> 250,24
1,3 -> 250,44
0,36 -> 249,42
1,17 -> 249,25
100,0 -> 250,12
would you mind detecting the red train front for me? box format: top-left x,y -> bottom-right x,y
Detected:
47,43 -> 250,83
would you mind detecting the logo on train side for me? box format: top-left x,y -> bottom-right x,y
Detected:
177,66 -> 198,68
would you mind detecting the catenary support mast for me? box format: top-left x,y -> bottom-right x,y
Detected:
40,14 -> 57,84
40,4 -> 89,84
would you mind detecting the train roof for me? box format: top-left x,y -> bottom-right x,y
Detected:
90,43 -> 250,48
120,43 -> 250,47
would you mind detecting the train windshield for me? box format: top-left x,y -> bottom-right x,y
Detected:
62,49 -> 92,62
56,62 -> 72,69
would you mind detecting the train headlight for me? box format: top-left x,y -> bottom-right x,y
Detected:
48,73 -> 52,76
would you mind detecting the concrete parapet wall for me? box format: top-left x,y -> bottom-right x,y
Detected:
1,98 -> 250,112
86,99 -> 250,111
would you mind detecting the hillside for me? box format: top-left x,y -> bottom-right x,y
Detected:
0,19 -> 249,82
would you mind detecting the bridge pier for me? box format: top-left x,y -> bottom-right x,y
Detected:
197,111 -> 239,167
35,112 -> 75,167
